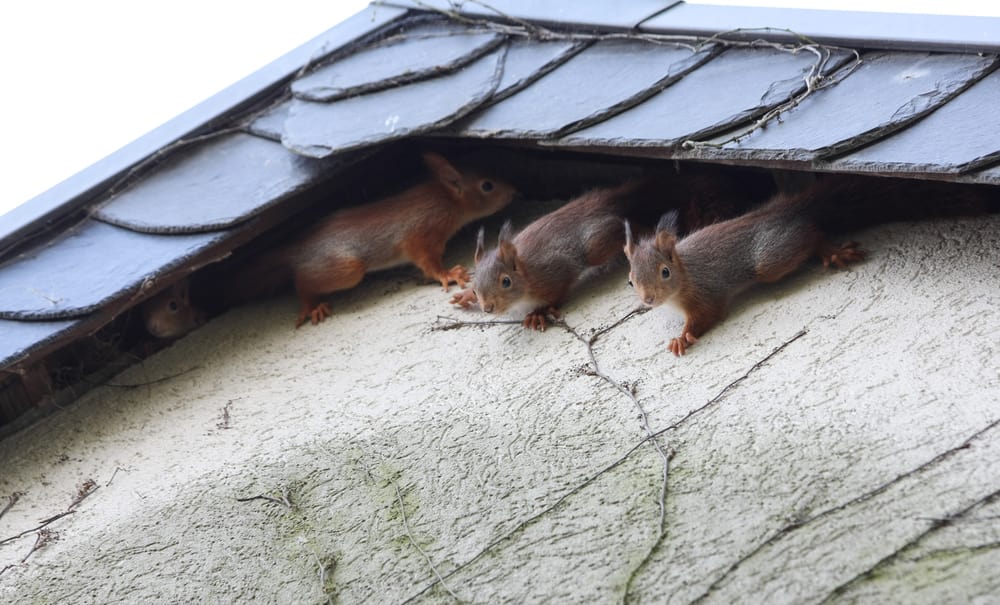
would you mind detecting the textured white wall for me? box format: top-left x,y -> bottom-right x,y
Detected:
1,215 -> 998,602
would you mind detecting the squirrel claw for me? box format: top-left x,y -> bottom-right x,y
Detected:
821,241 -> 865,269
522,307 -> 560,331
451,288 -> 478,308
439,265 -> 470,291
668,331 -> 698,356
523,311 -> 548,332
295,303 -> 332,328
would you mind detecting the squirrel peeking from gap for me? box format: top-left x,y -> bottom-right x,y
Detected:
624,174 -> 999,356
452,164 -> 775,330
142,151 -> 516,336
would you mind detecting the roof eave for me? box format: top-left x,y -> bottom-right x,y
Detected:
0,2 -> 409,256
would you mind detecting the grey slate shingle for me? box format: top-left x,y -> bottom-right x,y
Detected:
453,38 -> 718,139
676,51 -> 998,163
282,44 -> 508,158
554,46 -> 856,149
93,133 -> 339,234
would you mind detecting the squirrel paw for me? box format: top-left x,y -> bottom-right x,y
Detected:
668,331 -> 698,356
438,265 -> 470,291
295,303 -> 332,328
450,288 -> 478,308
522,307 -> 560,332
821,241 -> 865,269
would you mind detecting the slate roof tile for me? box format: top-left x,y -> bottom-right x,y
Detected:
454,38 -> 718,139
93,133 -> 340,234
282,44 -> 508,158
0,220 -> 227,320
490,37 -> 588,102
829,68 -> 1000,175
291,20 -> 505,102
0,318 -> 81,369
554,45 -> 856,149
0,3 -> 409,256
376,0 -> 677,30
674,51 -> 998,163
640,4 -> 1000,53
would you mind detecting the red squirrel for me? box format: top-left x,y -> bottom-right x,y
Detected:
141,280 -> 205,339
452,179 -> 676,330
624,175 -> 938,356
626,173 -> 1000,356
145,152 -> 516,332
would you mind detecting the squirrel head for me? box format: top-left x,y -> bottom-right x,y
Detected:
422,151 -> 517,219
142,280 -> 206,339
471,221 -> 528,315
624,212 -> 683,308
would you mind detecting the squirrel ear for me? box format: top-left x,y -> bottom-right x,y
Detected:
422,152 -> 463,197
474,226 -> 486,266
654,211 -> 679,256
655,210 -> 680,237
498,239 -> 519,272
497,222 -> 519,270
623,220 -> 635,259
498,220 -> 514,244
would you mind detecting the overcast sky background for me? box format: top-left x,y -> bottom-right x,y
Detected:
1,0 -> 998,218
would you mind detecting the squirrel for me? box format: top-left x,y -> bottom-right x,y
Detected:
141,280 -> 205,339
450,182 -> 637,330
143,152 -> 516,334
623,173 -> 1000,356
451,164 -> 776,330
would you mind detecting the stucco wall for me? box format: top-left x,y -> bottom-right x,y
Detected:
1,215 -> 999,603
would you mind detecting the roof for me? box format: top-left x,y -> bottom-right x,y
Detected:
1,1 -> 999,376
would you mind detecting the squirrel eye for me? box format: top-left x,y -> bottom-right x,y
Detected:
481,180 -> 494,193
501,276 -> 512,289
168,301 -> 179,312
661,267 -> 671,280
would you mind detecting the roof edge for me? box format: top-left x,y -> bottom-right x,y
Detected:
0,3 -> 408,257
641,3 -> 1000,54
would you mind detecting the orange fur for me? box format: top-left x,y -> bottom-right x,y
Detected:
625,178 -> 867,356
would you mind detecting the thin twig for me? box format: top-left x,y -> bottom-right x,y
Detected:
235,489 -> 295,509
378,4 -> 863,148
0,480 -> 97,547
19,529 -> 58,565
818,486 -> 1000,604
390,474 -> 460,601
652,330 -> 808,439
430,315 -> 522,331
690,414 -> 1000,603
310,549 -> 335,605
0,492 -> 24,521
104,467 -> 132,488
83,366 -> 200,389
407,321 -> 808,603
552,317 -> 671,600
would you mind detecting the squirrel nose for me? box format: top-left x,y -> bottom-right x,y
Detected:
482,302 -> 495,314
643,295 -> 655,306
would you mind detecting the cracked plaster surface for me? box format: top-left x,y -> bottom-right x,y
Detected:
1,214 -> 999,603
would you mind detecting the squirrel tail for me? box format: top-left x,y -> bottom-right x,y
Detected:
625,164 -> 777,235
798,174 -> 1000,234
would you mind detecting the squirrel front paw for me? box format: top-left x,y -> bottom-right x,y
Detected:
295,303 -> 332,328
821,241 -> 865,269
437,265 -> 471,291
668,331 -> 698,356
450,288 -> 478,308
522,307 -> 560,332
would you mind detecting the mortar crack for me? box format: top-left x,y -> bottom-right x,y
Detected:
688,415 -> 1000,604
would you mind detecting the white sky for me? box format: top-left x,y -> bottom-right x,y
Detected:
0,0 -> 997,218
